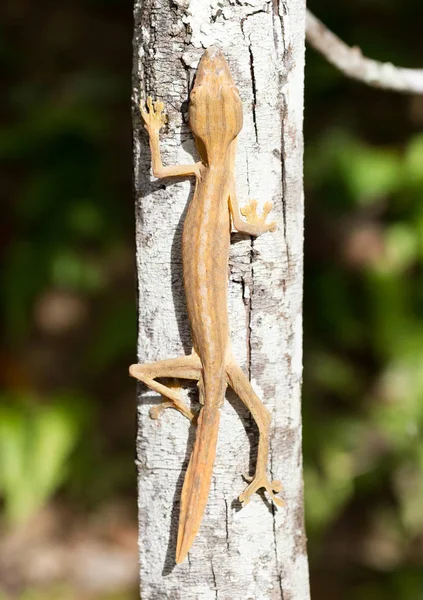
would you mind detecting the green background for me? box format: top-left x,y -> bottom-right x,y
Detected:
1,0 -> 423,597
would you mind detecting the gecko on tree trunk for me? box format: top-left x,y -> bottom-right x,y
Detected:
133,0 -> 309,597
130,47 -> 283,564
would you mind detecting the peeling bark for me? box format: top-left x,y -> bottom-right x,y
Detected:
133,0 -> 309,598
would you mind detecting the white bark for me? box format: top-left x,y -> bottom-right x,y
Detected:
133,1 -> 309,598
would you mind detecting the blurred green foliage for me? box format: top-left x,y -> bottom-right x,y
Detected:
0,395 -> 88,524
304,1 -> 423,596
1,1 -> 136,596
1,70 -> 129,339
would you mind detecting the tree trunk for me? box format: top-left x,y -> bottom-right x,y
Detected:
132,1 -> 309,598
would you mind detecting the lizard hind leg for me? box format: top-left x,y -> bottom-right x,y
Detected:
129,353 -> 202,421
225,360 -> 284,508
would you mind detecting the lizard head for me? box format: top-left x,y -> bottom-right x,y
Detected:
189,46 -> 243,163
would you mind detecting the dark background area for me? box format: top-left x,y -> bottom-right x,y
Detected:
1,1 -> 423,598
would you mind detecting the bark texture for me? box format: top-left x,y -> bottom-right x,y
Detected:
133,1 -> 309,598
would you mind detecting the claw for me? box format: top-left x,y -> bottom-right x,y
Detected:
239,474 -> 285,508
154,100 -> 164,113
149,399 -> 195,422
240,199 -> 277,233
149,403 -> 173,420
262,201 -> 273,216
139,96 -> 167,132
271,479 -> 283,493
239,493 -> 250,506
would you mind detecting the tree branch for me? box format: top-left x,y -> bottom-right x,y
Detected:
306,10 -> 423,94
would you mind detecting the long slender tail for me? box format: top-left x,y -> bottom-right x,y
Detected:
176,403 -> 220,563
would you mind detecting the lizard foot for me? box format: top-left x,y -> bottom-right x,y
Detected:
143,378 -> 195,422
239,473 -> 284,508
149,399 -> 195,422
140,96 -> 167,134
240,200 -> 277,233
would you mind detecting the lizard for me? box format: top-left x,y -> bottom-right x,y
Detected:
129,46 -> 284,565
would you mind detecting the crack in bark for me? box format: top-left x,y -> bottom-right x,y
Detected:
224,498 -> 230,552
248,45 -> 259,144
238,2 -> 269,19
240,12 -> 266,146
210,559 -> 218,599
278,571 -> 285,599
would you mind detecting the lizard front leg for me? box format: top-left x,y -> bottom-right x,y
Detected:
226,360 -> 284,508
129,353 -> 202,421
140,97 -> 202,179
229,185 -> 277,236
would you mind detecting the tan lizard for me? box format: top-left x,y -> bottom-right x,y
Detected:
130,46 -> 283,564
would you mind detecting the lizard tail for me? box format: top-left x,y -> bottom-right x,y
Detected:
176,403 -> 220,563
